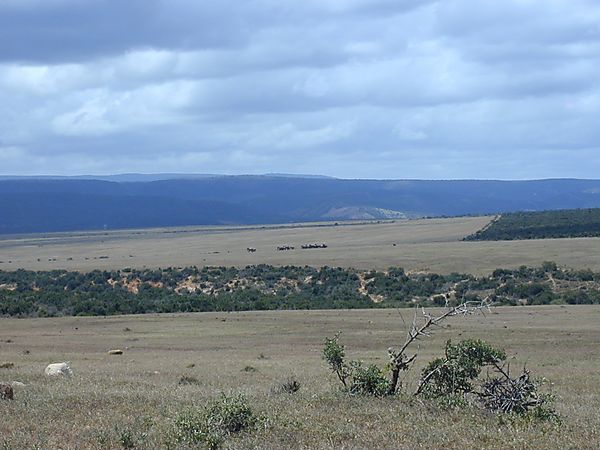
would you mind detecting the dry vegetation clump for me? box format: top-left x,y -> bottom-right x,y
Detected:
173,393 -> 260,449
478,365 -> 559,421
0,383 -> 14,400
178,375 -> 201,386
269,376 -> 301,395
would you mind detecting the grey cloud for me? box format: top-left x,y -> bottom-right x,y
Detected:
1,0 -> 600,179
0,0 -> 251,63
0,0 -> 433,64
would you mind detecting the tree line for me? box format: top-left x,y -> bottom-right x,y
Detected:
465,208 -> 600,241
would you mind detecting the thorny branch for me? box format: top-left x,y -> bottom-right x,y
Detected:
387,298 -> 493,395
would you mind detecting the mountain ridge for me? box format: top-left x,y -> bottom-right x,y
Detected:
1,176 -> 600,234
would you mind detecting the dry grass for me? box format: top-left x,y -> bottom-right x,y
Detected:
1,306 -> 599,449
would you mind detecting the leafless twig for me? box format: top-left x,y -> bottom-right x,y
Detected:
387,297 -> 493,395
478,361 -> 544,414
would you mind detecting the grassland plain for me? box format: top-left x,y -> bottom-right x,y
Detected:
3,216 -> 600,274
1,306 -> 599,449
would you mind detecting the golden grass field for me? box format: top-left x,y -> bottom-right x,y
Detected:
1,305 -> 599,449
3,216 -> 600,274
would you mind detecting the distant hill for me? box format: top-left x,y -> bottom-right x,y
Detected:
0,173 -> 225,182
2,176 -> 600,234
0,173 -> 334,182
465,208 -> 600,241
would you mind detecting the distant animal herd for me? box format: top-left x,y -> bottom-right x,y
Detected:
246,243 -> 328,253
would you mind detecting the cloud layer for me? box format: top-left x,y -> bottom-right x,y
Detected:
1,0 -> 600,178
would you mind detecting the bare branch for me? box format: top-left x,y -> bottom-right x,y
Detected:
387,297 -> 493,395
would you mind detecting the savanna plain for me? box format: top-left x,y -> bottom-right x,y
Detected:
3,216 -> 600,274
1,216 -> 600,449
1,307 -> 599,449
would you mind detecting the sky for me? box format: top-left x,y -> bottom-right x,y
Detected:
1,0 -> 599,179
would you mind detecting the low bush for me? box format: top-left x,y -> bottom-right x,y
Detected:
113,418 -> 152,450
322,332 -> 389,396
323,328 -> 559,422
272,376 -> 301,394
346,361 -> 389,396
174,393 -> 257,449
417,339 -> 558,421
418,339 -> 506,399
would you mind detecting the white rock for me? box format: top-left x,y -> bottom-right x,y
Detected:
44,362 -> 73,377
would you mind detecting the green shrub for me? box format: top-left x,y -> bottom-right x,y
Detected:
114,423 -> 149,450
418,339 -> 506,399
347,361 -> 389,396
173,409 -> 209,447
529,399 -> 561,423
323,333 -> 346,374
323,332 -> 389,396
323,332 -> 351,388
117,428 -> 136,449
206,393 -> 256,433
419,339 -> 558,421
174,393 -> 257,449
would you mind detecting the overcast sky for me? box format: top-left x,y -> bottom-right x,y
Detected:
1,0 -> 599,179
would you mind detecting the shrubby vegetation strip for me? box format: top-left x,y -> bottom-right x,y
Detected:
465,208 -> 600,241
1,262 -> 599,317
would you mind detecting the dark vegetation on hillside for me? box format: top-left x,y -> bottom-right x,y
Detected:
1,262 -> 598,317
2,177 -> 600,233
465,208 -> 600,241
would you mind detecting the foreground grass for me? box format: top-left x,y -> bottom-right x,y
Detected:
1,306 -> 599,449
